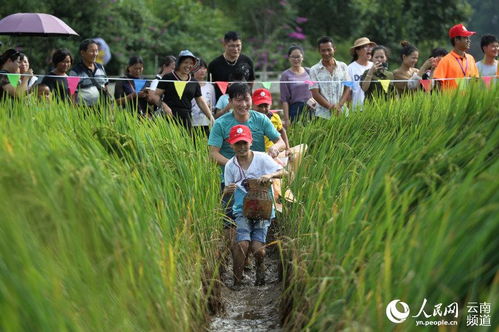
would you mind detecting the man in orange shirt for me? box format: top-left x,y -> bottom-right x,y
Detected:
433,24 -> 479,90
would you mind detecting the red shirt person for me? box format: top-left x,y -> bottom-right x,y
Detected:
433,24 -> 479,90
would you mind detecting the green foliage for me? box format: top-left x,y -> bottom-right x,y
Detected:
144,0 -> 231,64
363,0 -> 472,53
0,0 -> 478,74
468,0 -> 499,34
291,0 -> 364,40
289,0 -> 472,64
0,0 -> 233,75
283,84 -> 499,330
211,0 -> 307,71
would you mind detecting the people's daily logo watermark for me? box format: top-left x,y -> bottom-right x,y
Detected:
386,298 -> 492,327
386,299 -> 410,323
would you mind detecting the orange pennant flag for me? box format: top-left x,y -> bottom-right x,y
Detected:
379,80 -> 390,93
420,79 -> 431,92
174,81 -> 187,99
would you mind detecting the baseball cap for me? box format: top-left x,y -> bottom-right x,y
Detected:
252,88 -> 272,106
449,24 -> 475,38
228,125 -> 253,144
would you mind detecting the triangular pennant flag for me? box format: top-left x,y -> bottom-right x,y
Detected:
342,81 -> 354,88
134,79 -> 146,92
262,82 -> 272,89
304,80 -> 314,86
481,76 -> 492,88
215,81 -> 229,95
379,80 -> 390,93
420,79 -> 431,92
174,81 -> 187,99
7,73 -> 20,87
67,76 -> 80,95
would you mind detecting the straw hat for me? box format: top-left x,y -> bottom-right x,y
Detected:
350,37 -> 377,55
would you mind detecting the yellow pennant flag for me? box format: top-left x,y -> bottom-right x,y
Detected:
174,81 -> 187,99
379,80 -> 390,93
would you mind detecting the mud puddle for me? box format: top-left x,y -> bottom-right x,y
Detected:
209,244 -> 282,331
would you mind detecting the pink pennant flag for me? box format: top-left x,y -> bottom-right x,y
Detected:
304,80 -> 314,86
67,76 -> 80,95
481,76 -> 492,88
215,81 -> 229,95
420,79 -> 431,92
7,73 -> 20,87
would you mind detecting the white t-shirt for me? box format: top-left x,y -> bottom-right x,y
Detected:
476,60 -> 498,77
149,79 -> 159,91
347,61 -> 373,109
191,83 -> 215,126
224,151 -> 282,217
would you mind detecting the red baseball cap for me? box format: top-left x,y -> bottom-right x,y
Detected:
252,88 -> 272,106
228,125 -> 253,144
448,24 -> 475,38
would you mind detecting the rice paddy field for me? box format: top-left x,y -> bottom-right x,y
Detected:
0,82 -> 498,331
0,103 -> 222,331
282,83 -> 499,331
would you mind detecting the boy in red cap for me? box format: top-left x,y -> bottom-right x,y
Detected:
223,124 -> 286,288
252,88 -> 290,153
253,88 -> 307,208
433,23 -> 479,90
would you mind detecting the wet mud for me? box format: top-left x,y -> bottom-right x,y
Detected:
209,243 -> 282,331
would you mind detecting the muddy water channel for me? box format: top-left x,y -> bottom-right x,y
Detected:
209,245 -> 282,331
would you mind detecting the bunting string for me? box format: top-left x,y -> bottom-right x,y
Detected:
1,72 -> 497,86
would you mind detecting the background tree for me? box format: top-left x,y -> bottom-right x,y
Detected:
210,0 -> 307,72
0,0 -> 232,75
0,0 -> 483,75
467,0 -> 499,57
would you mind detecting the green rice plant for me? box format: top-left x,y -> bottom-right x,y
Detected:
283,83 -> 499,331
0,99 -> 222,331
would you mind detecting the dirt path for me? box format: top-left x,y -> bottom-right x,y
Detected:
209,244 -> 282,331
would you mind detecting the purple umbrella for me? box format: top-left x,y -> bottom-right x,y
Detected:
0,13 -> 78,36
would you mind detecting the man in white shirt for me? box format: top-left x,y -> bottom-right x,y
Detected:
476,34 -> 498,78
309,36 -> 351,119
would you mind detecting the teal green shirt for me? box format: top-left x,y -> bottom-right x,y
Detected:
208,110 -> 281,181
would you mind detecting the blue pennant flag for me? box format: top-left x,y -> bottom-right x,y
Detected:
134,79 -> 146,92
342,81 -> 354,88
